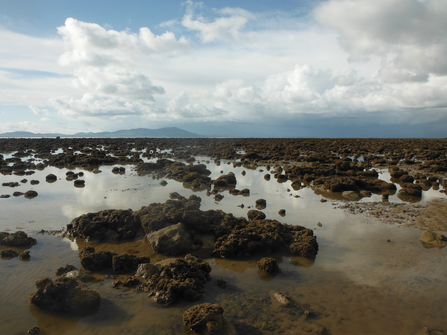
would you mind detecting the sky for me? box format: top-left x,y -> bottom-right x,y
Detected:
1,0 -> 447,137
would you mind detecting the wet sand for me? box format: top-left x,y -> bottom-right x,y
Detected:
1,138 -> 446,335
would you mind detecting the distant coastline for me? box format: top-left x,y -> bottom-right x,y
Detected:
0,127 -> 201,138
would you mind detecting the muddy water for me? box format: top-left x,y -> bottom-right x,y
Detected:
1,159 -> 447,334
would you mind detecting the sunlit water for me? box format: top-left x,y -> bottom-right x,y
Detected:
1,156 -> 446,334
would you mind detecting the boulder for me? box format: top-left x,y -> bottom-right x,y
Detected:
213,219 -> 318,259
247,210 -> 266,221
257,257 -> 281,275
135,263 -> 160,279
1,249 -> 19,258
147,258 -> 211,306
79,247 -> 116,271
183,303 -> 236,335
19,250 -> 31,260
112,254 -> 151,274
29,277 -> 100,315
255,199 -> 267,210
0,231 -> 37,247
24,190 -> 38,199
45,174 -> 57,182
66,209 -> 143,241
146,222 -> 192,255
213,172 -> 237,187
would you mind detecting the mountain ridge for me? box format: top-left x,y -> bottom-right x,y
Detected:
0,127 -> 201,138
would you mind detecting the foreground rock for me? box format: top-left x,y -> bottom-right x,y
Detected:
214,219 -> 318,259
67,195 -> 318,261
146,222 -> 192,255
183,303 -> 236,335
29,277 -> 100,315
65,209 -> 143,241
79,247 -> 149,273
0,231 -> 37,247
146,258 -> 211,306
257,257 -> 281,275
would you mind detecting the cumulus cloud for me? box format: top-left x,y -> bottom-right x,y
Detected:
51,18 -> 188,120
181,1 -> 254,42
58,18 -> 189,67
314,0 -> 447,80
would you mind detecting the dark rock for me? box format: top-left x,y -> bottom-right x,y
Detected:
213,219 -> 318,259
19,250 -> 31,260
13,191 -> 24,197
74,179 -> 85,187
66,209 -> 143,241
239,188 -> 250,196
247,210 -> 266,221
216,279 -> 227,289
1,249 -> 19,258
46,174 -> 57,181
255,199 -> 267,210
183,303 -> 236,335
213,172 -> 237,187
27,326 -> 41,334
112,254 -> 151,274
0,194 -> 10,198
264,174 -> 271,181
278,209 -> 286,217
0,231 -> 37,247
29,276 -> 100,315
56,264 -> 78,276
112,166 -> 125,174
2,182 -> 19,187
160,180 -> 168,186
24,190 -> 38,199
30,180 -> 40,185
147,258 -> 212,306
79,247 -> 116,271
257,257 -> 281,275
146,222 -> 192,256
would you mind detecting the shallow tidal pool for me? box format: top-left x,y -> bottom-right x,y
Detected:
1,157 -> 446,335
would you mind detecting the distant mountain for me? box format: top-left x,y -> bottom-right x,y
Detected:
0,127 -> 201,138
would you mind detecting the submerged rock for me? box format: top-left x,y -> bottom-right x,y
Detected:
419,231 -> 446,249
1,249 -> 19,258
183,303 -> 236,335
29,276 -> 100,315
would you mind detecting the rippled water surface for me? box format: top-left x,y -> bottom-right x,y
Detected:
1,157 -> 446,334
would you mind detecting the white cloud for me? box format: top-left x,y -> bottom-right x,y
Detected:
313,0 -> 447,79
181,1 -> 254,42
29,105 -> 51,116
49,18 -> 191,120
2,2 -> 447,135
